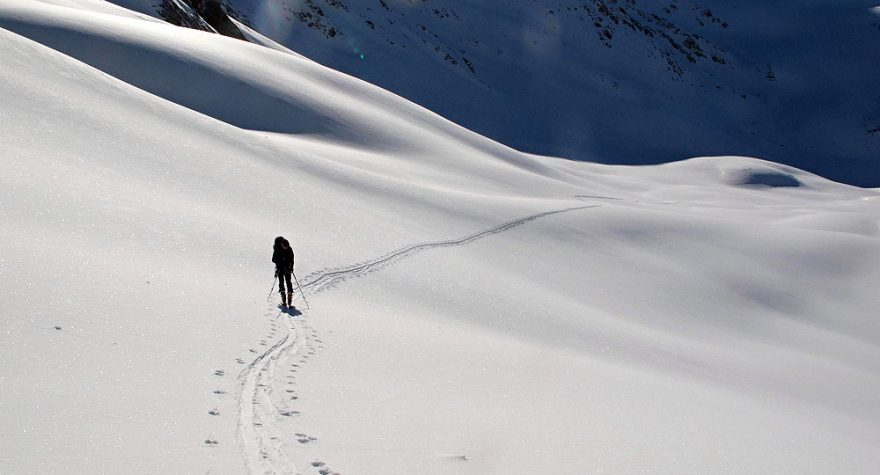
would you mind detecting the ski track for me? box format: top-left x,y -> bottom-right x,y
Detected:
299,205 -> 601,295
233,204 -> 601,474
236,305 -> 323,475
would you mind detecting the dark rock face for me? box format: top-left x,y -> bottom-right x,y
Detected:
189,0 -> 246,40
157,0 -> 215,33
158,0 -> 245,41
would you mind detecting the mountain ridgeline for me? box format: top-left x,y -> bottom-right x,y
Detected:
128,0 -> 880,187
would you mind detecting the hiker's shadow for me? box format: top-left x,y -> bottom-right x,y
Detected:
278,305 -> 303,316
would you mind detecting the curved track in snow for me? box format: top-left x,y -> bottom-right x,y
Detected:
235,204 -> 601,473
237,308 -> 323,475
299,205 -> 601,294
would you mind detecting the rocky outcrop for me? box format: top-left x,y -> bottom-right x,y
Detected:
158,0 -> 215,33
158,0 -> 245,41
188,0 -> 245,40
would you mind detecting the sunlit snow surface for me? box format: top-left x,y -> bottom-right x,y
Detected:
1,1 -> 879,474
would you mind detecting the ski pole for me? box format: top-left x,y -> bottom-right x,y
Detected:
292,269 -> 309,309
266,275 -> 277,302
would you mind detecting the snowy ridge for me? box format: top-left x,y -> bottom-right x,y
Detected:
115,0 -> 880,187
1,1 -> 879,474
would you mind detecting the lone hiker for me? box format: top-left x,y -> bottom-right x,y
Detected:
272,236 -> 295,307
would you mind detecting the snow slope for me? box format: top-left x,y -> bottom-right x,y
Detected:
1,1 -> 879,474
121,0 -> 880,188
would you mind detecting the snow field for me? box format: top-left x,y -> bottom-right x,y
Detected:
1,1 -> 879,473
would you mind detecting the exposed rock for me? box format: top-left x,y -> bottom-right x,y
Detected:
157,0 -> 215,33
189,0 -> 246,40
157,0 -> 245,41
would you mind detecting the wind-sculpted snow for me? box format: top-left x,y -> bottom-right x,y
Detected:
0,0 -> 584,184
116,0 -> 880,187
2,2 -> 880,474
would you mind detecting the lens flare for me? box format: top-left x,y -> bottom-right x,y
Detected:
252,0 -> 291,41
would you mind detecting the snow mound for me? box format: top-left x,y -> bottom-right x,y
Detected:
663,157 -> 811,189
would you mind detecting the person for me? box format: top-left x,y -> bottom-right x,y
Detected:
272,236 -> 295,307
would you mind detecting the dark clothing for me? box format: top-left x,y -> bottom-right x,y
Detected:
277,270 -> 293,295
272,237 -> 295,295
272,246 -> 294,273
